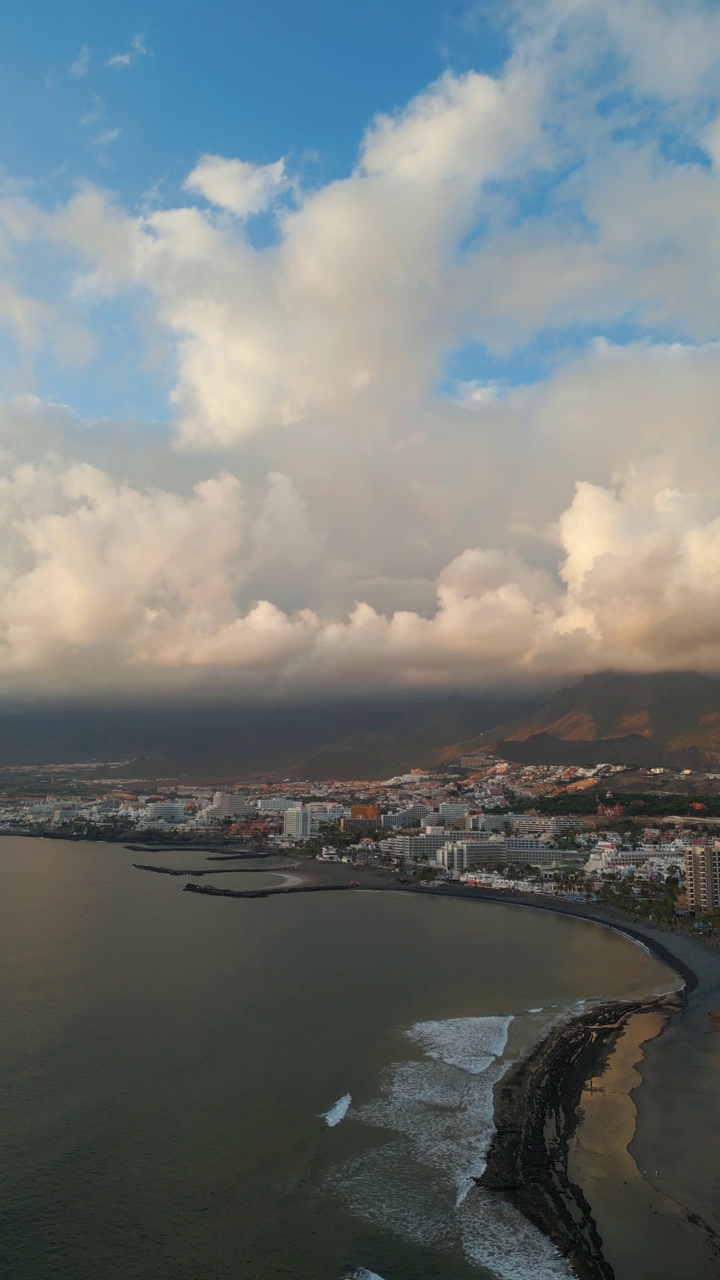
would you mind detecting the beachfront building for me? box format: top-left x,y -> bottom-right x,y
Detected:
379,831 -> 456,861
684,844 -> 720,911
142,801 -> 186,824
283,806 -> 312,840
436,840 -> 506,873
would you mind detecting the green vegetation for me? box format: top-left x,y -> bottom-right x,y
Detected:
532,791 -> 720,817
596,871 -> 681,924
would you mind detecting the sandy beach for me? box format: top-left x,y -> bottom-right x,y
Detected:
470,894 -> 720,1280
569,1009 -> 720,1279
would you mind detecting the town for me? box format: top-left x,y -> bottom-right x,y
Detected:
3,754 -> 720,929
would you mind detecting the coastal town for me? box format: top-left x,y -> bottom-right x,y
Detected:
3,754 -> 720,926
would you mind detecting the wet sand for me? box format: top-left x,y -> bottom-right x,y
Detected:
481,997 -> 671,1279
453,894 -> 720,1279
569,1010 -> 720,1279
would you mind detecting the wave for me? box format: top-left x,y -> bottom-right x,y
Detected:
322,1092 -> 352,1127
460,1190 -> 575,1279
344,1270 -> 386,1280
325,1010 -> 580,1278
405,1014 -> 512,1075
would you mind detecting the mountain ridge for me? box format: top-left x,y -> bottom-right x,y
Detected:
2,673 -> 720,778
465,671 -> 720,768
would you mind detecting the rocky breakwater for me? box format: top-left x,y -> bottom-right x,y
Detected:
182,882 -> 358,899
480,995 -> 681,1280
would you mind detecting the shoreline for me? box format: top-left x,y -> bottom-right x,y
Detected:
182,868 -> 716,1274
6,836 -> 719,1275
371,886 -> 720,1277
452,891 -> 720,1279
479,996 -> 679,1280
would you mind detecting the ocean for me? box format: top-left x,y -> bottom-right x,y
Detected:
0,837 -> 675,1280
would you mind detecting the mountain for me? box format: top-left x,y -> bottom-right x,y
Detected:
5,673 -> 720,779
466,671 -> 720,768
0,694 -> 541,781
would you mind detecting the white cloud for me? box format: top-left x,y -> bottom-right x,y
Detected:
184,155 -> 288,218
2,450 -> 720,697
70,44 -> 91,78
2,1 -> 720,696
91,128 -> 121,150
107,33 -> 150,70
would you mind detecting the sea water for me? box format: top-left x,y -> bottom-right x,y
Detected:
0,837 -> 674,1280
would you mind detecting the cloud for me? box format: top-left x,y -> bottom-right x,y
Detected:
70,45 -> 91,78
1,457 -> 720,699
79,96 -> 102,127
184,155 -> 288,218
2,0 -> 720,697
107,33 -> 150,70
91,128 -> 121,150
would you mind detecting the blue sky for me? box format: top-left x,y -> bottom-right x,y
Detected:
4,0 -> 720,699
1,1 -> 714,419
0,0 -> 510,420
0,1 -> 505,199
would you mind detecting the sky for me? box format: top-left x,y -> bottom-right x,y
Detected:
3,0 -> 720,701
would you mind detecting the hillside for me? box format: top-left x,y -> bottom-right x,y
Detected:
5,673 -> 720,779
0,694 -> 539,781
466,672 -> 720,768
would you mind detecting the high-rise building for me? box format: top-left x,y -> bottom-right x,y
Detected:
213,792 -> 254,819
685,844 -> 720,911
436,840 -> 505,872
283,806 -> 312,840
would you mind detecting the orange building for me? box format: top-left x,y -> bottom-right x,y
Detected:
351,804 -> 380,820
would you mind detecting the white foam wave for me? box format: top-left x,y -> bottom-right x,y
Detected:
326,1010 -> 580,1279
527,1007 -> 544,1013
322,1092 -> 352,1127
344,1270 -> 386,1280
461,1189 -> 576,1279
355,1055 -> 510,1187
405,1015 -> 512,1074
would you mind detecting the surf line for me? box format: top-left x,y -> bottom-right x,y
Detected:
322,1092 -> 352,1127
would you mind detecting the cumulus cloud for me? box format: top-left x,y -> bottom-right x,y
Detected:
2,0 -> 720,697
3,379 -> 720,697
185,156 -> 288,218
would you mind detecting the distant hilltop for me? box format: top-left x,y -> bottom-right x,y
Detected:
2,672 -> 720,778
462,672 -> 720,770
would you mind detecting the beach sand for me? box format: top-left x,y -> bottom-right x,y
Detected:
621,925 -> 720,1238
569,1008 -> 720,1280
463,895 -> 720,1279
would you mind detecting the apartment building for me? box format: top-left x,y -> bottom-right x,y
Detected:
685,844 -> 720,911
